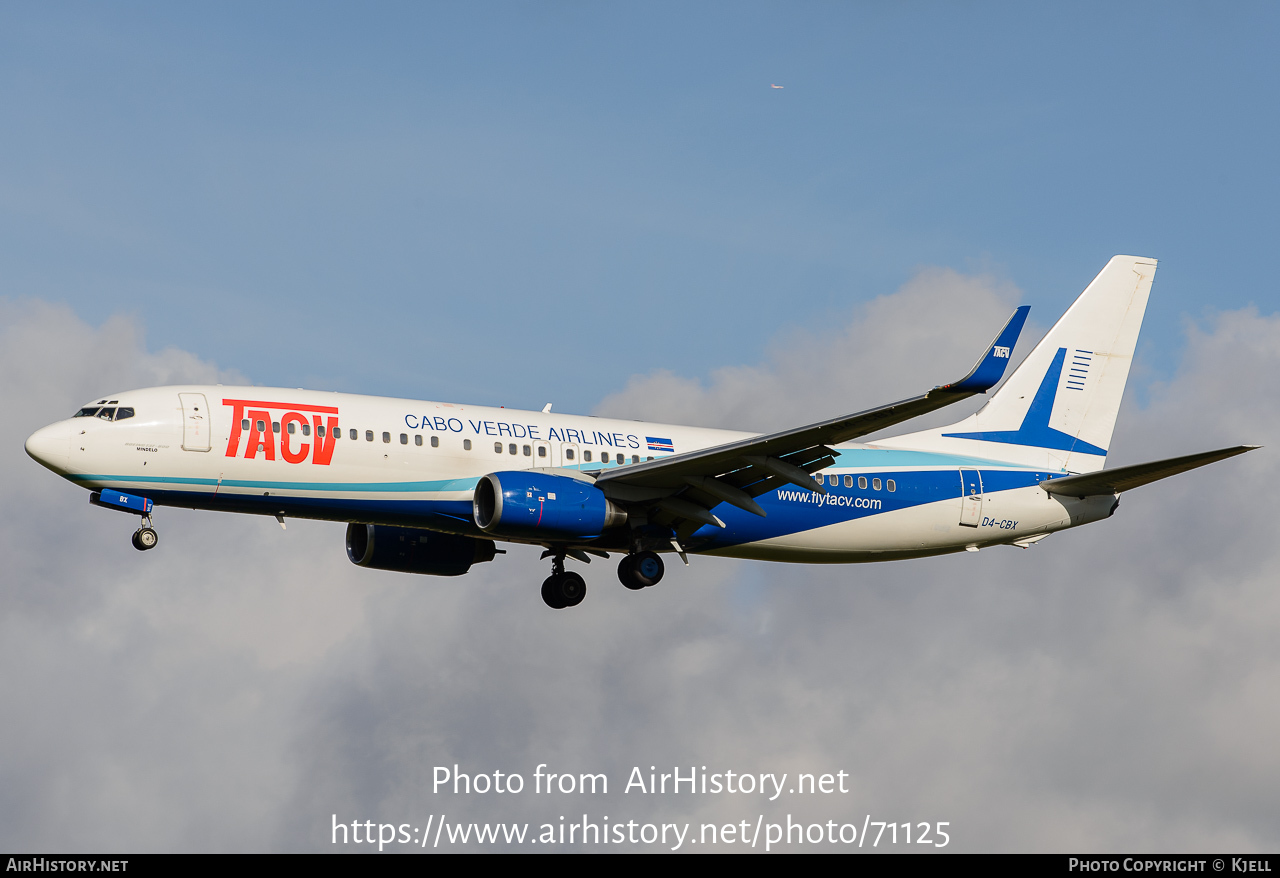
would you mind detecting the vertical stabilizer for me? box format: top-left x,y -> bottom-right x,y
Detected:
881,256 -> 1157,472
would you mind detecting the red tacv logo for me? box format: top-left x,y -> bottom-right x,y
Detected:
223,398 -> 339,465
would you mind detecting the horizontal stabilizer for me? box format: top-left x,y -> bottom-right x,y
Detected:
1040,445 -> 1260,498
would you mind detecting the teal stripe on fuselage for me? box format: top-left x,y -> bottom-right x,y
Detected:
68,473 -> 482,493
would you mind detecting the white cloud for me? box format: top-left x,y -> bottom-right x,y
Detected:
2,276 -> 1277,852
593,267 -> 1024,432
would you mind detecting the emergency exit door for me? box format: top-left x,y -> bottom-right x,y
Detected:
959,468 -> 983,527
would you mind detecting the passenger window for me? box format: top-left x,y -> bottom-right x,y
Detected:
115,407 -> 134,421
565,448 -> 575,460
647,456 -> 653,461
242,419 -> 250,431
366,430 -> 374,442
348,429 -> 355,440
872,478 -> 882,491
431,436 -> 439,448
415,435 -> 422,446
302,423 -> 311,437
617,453 -> 624,464
814,473 -> 823,483
584,450 -> 593,462
494,442 -> 503,453
508,443 -> 517,455
632,455 -> 640,464
272,422 -> 280,433
828,475 -> 838,486
97,407 -> 116,420
382,432 -> 391,443
887,479 -> 896,492
463,439 -> 472,450
400,433 -> 408,444
844,475 -> 853,488
287,421 -> 296,434
257,420 -> 266,433
858,476 -> 867,489
538,446 -> 546,458
318,425 -> 326,438
522,445 -> 531,456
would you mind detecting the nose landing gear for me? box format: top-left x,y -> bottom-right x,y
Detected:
131,514 -> 158,551
618,551 -> 664,590
541,553 -> 586,609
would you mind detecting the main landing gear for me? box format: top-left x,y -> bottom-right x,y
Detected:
618,551 -> 664,590
541,553 -> 586,610
539,549 -> 667,609
131,514 -> 158,552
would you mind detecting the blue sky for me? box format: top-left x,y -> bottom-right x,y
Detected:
3,2 -> 1278,410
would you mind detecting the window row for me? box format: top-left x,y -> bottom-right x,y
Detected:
492,444 -> 649,464
234,420 -> 656,464
816,473 -> 897,492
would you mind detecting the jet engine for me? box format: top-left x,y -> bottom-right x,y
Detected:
345,524 -> 497,576
473,472 -> 626,540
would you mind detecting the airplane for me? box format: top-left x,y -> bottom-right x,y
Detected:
25,255 -> 1258,609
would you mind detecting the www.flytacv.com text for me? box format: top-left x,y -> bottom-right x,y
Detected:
332,814 -> 950,851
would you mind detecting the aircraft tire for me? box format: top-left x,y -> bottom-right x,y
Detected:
558,571 -> 587,607
617,555 -> 646,590
633,551 -> 664,587
541,576 -> 567,609
133,527 -> 158,551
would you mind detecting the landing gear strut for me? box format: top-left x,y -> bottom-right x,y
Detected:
541,553 -> 586,609
131,514 -> 158,552
618,551 -> 664,590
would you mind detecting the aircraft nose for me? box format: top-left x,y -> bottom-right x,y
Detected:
25,421 -> 71,472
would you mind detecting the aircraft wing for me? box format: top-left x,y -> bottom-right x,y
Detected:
1040,445 -> 1260,498
594,305 -> 1030,535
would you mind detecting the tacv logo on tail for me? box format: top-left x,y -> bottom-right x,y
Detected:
222,398 -> 339,465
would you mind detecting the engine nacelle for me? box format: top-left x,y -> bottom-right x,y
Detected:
346,524 -> 497,577
473,472 -> 626,540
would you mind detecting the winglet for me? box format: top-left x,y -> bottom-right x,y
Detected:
939,305 -> 1030,394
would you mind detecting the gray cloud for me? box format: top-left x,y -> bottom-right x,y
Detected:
1,276 -> 1276,853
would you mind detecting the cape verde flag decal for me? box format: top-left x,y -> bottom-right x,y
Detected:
646,436 -> 674,453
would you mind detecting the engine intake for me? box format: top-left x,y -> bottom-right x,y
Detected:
346,524 -> 496,577
473,472 -> 626,540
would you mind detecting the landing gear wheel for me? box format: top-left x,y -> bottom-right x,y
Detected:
541,576 -> 567,609
558,571 -> 586,607
541,572 -> 587,609
618,551 -> 664,589
132,527 -> 158,551
617,555 -> 645,590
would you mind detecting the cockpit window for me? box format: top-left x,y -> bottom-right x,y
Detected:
76,406 -> 135,421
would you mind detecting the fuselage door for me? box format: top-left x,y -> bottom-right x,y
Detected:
179,392 -> 212,452
959,468 -> 983,527
559,442 -> 581,470
533,440 -> 551,468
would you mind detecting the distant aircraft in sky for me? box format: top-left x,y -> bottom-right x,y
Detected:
26,256 -> 1257,609
771,83 -> 784,88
